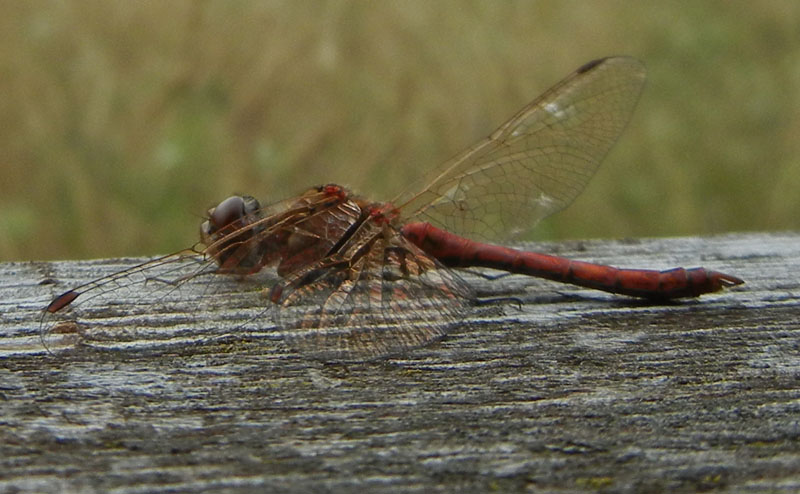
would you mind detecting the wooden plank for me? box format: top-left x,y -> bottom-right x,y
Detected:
1,232 -> 799,493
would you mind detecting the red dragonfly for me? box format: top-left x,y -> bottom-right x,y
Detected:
43,56 -> 743,361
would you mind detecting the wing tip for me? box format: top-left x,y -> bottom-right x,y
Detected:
577,56 -> 645,75
576,57 -> 606,74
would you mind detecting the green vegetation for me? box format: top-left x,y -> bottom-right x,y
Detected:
1,1 -> 798,261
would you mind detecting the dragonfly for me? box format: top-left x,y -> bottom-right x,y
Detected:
43,56 -> 743,361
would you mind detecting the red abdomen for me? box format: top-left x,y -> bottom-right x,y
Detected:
401,222 -> 743,300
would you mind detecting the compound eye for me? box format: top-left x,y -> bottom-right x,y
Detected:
209,196 -> 246,229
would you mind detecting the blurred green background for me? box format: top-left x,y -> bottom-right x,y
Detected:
1,1 -> 798,261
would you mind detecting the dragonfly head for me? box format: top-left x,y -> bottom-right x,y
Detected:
200,195 -> 263,267
205,195 -> 260,230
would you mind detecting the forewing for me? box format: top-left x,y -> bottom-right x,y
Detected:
274,221 -> 472,362
399,56 -> 646,240
39,251 -> 258,352
40,190 -> 350,352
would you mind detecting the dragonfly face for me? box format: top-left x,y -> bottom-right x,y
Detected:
201,195 -> 265,272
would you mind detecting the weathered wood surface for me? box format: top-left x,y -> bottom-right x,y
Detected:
1,232 -> 798,493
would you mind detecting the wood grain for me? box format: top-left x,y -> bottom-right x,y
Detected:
2,232 -> 798,493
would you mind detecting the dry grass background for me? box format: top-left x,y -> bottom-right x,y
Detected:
1,1 -> 798,261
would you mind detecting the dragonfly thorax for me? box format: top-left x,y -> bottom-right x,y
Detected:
367,201 -> 401,226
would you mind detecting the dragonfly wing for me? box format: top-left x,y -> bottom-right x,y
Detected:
39,251 -> 238,351
40,188 -> 349,352
274,221 -> 472,362
399,56 -> 646,240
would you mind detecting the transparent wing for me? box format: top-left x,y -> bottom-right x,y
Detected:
274,220 -> 472,362
398,56 -> 646,240
39,190 -> 352,351
39,252 -> 257,352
